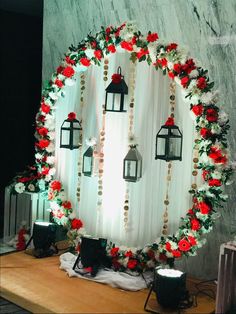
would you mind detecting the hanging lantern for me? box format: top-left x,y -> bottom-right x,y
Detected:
82,138 -> 98,177
60,112 -> 82,150
105,66 -> 128,112
123,144 -> 142,182
155,117 -> 183,161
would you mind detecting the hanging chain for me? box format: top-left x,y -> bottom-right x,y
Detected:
77,73 -> 86,205
96,59 -> 109,211
191,133 -> 200,193
123,61 -> 137,231
161,81 -> 176,236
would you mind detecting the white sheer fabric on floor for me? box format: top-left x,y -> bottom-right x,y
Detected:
55,52 -> 197,247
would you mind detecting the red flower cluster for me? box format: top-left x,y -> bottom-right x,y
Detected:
165,117 -> 174,126
197,77 -> 207,90
107,44 -> 116,53
50,180 -> 62,191
192,104 -> 204,116
200,127 -> 212,138
65,56 -> 76,65
110,247 -> 119,257
206,108 -> 218,122
178,239 -> 191,251
136,48 -> 149,59
156,58 -> 167,67
127,259 -> 137,269
94,50 -> 102,60
111,73 -> 122,84
41,102 -> 50,114
67,112 -> 76,120
166,43 -> 178,52
191,218 -> 201,231
55,79 -> 64,88
197,201 -> 211,214
80,57 -> 91,67
37,139 -> 50,149
120,41 -> 133,51
62,201 -> 72,209
37,127 -> 48,137
208,179 -> 222,187
208,147 -> 227,164
147,32 -> 159,42
181,76 -> 190,88
71,218 -> 83,230
62,66 -> 75,78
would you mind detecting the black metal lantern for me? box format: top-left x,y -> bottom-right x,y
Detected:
82,146 -> 94,177
60,112 -> 82,150
105,66 -> 128,112
123,144 -> 142,182
155,117 -> 183,161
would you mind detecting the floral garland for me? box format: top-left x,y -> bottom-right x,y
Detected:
10,21 -> 234,272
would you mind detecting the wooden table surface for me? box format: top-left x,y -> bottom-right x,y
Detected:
0,251 -> 216,313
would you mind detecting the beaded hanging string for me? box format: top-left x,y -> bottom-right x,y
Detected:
191,134 -> 200,191
76,73 -> 86,205
161,81 -> 176,236
123,61 -> 137,231
95,59 -> 109,219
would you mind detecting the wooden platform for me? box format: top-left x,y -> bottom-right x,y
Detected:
0,251 -> 216,313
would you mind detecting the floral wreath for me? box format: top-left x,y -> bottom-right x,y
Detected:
10,21 -> 234,272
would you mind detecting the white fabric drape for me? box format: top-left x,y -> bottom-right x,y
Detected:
55,52 -> 196,247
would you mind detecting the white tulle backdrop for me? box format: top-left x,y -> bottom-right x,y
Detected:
54,52 -> 198,247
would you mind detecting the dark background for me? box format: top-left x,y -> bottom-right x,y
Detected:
0,0 -> 43,238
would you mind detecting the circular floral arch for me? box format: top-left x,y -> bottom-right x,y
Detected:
12,22 -> 233,272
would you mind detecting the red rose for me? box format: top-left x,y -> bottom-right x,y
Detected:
80,57 -> 91,66
168,71 -> 175,79
202,170 -> 209,181
55,79 -> 64,88
71,218 -> 83,230
120,41 -> 133,51
37,127 -> 48,136
38,139 -> 50,149
192,104 -> 203,116
111,73 -> 122,84
166,43 -> 178,52
165,242 -> 172,252
131,36 -> 137,45
215,156 -> 227,164
41,102 -> 50,114
197,77 -> 207,90
37,115 -> 45,122
91,41 -> 97,48
62,66 -> 75,78
50,180 -> 61,191
125,250 -> 133,258
188,208 -> 194,215
136,48 -> 149,59
157,58 -> 167,67
206,108 -> 218,122
181,76 -> 190,88
147,32 -> 159,42
57,65 -> 64,74
198,201 -> 211,214
67,112 -> 76,120
200,128 -> 212,138
147,250 -> 155,259
208,179 -> 222,187
173,63 -> 182,73
62,201 -> 72,209
94,50 -> 102,60
191,218 -> 201,231
182,59 -> 196,74
110,247 -> 119,257
188,236 -> 197,246
105,27 -> 111,34
172,250 -> 181,258
165,117 -> 174,126
209,147 -> 227,164
41,166 -> 49,175
178,239 -> 191,251
127,259 -> 138,269
65,56 -> 76,65
107,44 -> 116,53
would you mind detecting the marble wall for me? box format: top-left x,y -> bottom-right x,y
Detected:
43,0 -> 236,280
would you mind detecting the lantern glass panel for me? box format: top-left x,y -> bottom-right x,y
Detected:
169,137 -> 181,157
137,160 -> 142,179
106,93 -> 123,111
61,129 -> 70,146
124,160 -> 136,178
83,155 -> 92,173
73,128 -> 80,146
157,137 -> 166,156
